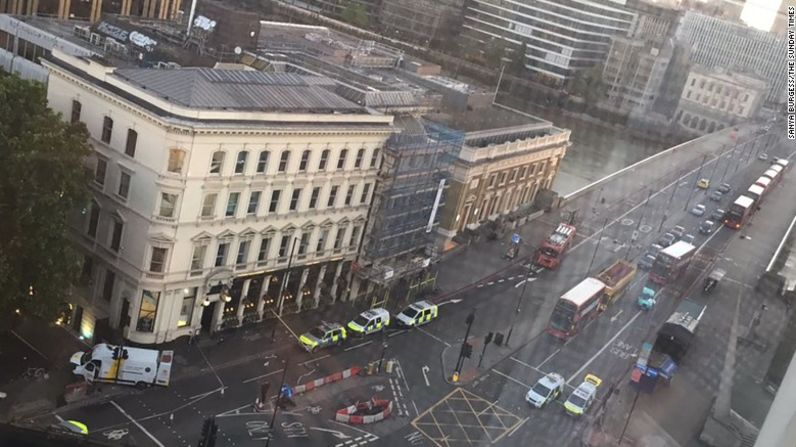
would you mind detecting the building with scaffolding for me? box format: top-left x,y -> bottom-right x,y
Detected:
353,117 -> 464,308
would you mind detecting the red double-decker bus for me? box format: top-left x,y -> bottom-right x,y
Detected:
649,241 -> 696,285
535,223 -> 576,269
547,277 -> 606,340
724,195 -> 755,229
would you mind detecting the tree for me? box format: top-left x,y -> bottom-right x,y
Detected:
0,74 -> 91,326
483,38 -> 506,67
340,2 -> 369,29
568,64 -> 607,104
509,42 -> 528,76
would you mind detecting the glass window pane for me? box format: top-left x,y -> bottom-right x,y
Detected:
136,290 -> 159,332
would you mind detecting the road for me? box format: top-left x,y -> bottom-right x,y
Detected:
27,124 -> 792,447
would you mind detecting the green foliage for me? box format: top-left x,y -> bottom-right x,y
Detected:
509,42 -> 528,76
0,75 -> 91,325
340,2 -> 369,28
568,64 -> 606,103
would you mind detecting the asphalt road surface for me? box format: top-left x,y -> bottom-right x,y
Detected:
29,125 -> 793,447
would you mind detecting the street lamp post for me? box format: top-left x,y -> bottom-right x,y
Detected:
378,341 -> 388,373
271,237 -> 298,341
587,218 -> 609,273
683,154 -> 708,212
454,311 -> 476,376
506,263 -> 534,346
265,360 -> 289,447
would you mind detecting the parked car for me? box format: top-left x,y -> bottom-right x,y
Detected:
718,183 -> 732,194
683,234 -> 695,244
711,208 -> 726,221
671,226 -> 686,240
690,204 -> 707,216
564,375 -> 602,417
638,253 -> 656,270
657,232 -> 677,247
697,178 -> 710,189
709,191 -> 723,202
648,244 -> 663,257
758,153 -> 769,161
699,220 -> 716,234
526,373 -> 565,408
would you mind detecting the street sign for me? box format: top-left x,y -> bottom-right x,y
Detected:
512,233 -> 521,244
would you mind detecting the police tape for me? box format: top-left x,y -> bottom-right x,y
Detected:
293,366 -> 361,394
334,399 -> 393,424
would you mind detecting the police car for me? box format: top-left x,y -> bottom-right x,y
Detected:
526,372 -> 565,408
346,308 -> 390,336
298,322 -> 347,352
564,374 -> 602,416
396,301 -> 438,328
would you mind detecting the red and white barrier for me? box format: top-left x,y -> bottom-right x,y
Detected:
335,399 -> 393,425
293,367 -> 361,394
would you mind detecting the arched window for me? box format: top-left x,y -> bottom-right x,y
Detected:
210,151 -> 225,174
278,151 -> 290,173
318,149 -> 330,170
235,151 -> 248,175
256,151 -> 269,173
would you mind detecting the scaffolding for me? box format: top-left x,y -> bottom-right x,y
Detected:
357,117 -> 464,308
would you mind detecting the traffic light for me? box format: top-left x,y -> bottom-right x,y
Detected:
198,417 -> 217,447
462,343 -> 473,359
494,333 -> 504,346
484,332 -> 494,345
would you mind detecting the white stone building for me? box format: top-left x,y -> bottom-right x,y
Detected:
673,66 -> 767,136
43,50 -> 394,344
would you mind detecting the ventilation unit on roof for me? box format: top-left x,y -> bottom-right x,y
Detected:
104,38 -> 128,56
74,25 -> 91,40
89,33 -> 104,47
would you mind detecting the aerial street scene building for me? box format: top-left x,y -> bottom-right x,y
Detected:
0,0 -> 794,446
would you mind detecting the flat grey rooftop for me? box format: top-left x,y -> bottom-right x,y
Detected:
113,67 -> 365,112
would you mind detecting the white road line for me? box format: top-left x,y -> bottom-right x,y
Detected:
416,327 -> 452,347
110,400 -> 165,447
412,400 -> 419,416
297,368 -> 317,385
188,386 -> 227,400
498,279 -> 505,283
396,360 -> 411,391
567,310 -> 642,384
344,340 -> 373,351
492,369 -> 530,388
510,356 -> 545,374
388,330 -> 408,338
487,281 -> 495,286
9,330 -> 49,360
241,368 -> 284,384
536,349 -> 560,369
507,417 -> 530,437
272,309 -> 300,341
299,354 -> 330,366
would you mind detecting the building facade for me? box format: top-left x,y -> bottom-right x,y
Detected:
675,10 -> 787,105
438,122 -> 570,244
459,0 -> 636,81
601,37 -> 674,118
44,50 -> 394,344
378,0 -> 464,47
673,66 -> 767,136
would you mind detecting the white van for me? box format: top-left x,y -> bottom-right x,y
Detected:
70,343 -> 174,388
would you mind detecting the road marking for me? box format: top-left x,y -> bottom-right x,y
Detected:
344,340 -> 373,351
242,369 -> 284,384
298,368 -> 317,385
396,359 -> 411,391
310,427 -> 350,439
537,349 -> 560,369
9,330 -> 49,361
498,279 -> 505,283
110,401 -> 165,447
188,386 -> 227,400
492,369 -> 529,388
510,356 -> 546,375
507,417 -> 530,437
388,330 -> 408,338
487,281 -> 495,286
195,343 -> 224,389
412,400 -> 419,416
567,310 -> 642,384
514,277 -> 537,288
299,354 -> 330,367
610,309 -> 624,323
271,309 -> 300,341
421,365 -> 430,387
416,327 -> 452,347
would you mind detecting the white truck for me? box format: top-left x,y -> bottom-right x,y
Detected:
70,343 -> 174,388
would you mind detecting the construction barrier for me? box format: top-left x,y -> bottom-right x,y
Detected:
293,367 -> 361,395
335,399 -> 393,425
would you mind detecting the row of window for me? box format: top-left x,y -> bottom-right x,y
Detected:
483,160 -> 548,190
687,78 -> 751,102
208,146 -> 379,177
174,224 -> 362,275
684,90 -> 747,115
675,111 -> 727,134
84,201 -> 125,254
191,182 -> 372,221
73,100 -> 381,177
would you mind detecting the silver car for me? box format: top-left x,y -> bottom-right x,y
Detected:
690,204 -> 706,216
